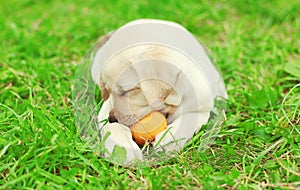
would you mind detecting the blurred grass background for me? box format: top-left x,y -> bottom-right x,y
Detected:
0,0 -> 299,189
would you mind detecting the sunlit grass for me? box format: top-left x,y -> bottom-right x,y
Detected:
0,0 -> 299,189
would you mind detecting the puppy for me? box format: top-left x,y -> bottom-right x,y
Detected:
94,43 -> 225,164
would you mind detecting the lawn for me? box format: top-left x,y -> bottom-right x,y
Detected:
1,0 -> 300,189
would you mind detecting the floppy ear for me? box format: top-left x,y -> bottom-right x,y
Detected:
99,74 -> 110,101
164,89 -> 181,106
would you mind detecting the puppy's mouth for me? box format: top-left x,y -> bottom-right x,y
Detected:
108,109 -> 171,126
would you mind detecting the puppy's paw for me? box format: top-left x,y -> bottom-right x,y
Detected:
100,122 -> 143,165
151,112 -> 209,153
151,122 -> 190,153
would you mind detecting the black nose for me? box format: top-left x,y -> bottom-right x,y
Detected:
108,110 -> 118,123
108,115 -> 118,123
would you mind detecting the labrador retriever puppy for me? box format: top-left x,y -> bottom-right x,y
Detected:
95,43 -> 225,164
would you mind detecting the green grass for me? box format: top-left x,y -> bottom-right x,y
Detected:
1,0 -> 300,189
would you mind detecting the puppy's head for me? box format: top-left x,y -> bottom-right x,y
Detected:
99,45 -> 183,126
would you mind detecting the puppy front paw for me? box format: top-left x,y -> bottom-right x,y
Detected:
100,122 -> 143,165
151,112 -> 207,153
151,125 -> 188,153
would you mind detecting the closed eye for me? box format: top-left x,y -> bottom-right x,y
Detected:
120,87 -> 141,97
120,90 -> 126,96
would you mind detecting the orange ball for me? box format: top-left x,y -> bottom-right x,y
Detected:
130,111 -> 167,146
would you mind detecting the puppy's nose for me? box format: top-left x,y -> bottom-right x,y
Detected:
108,110 -> 118,123
149,100 -> 165,111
